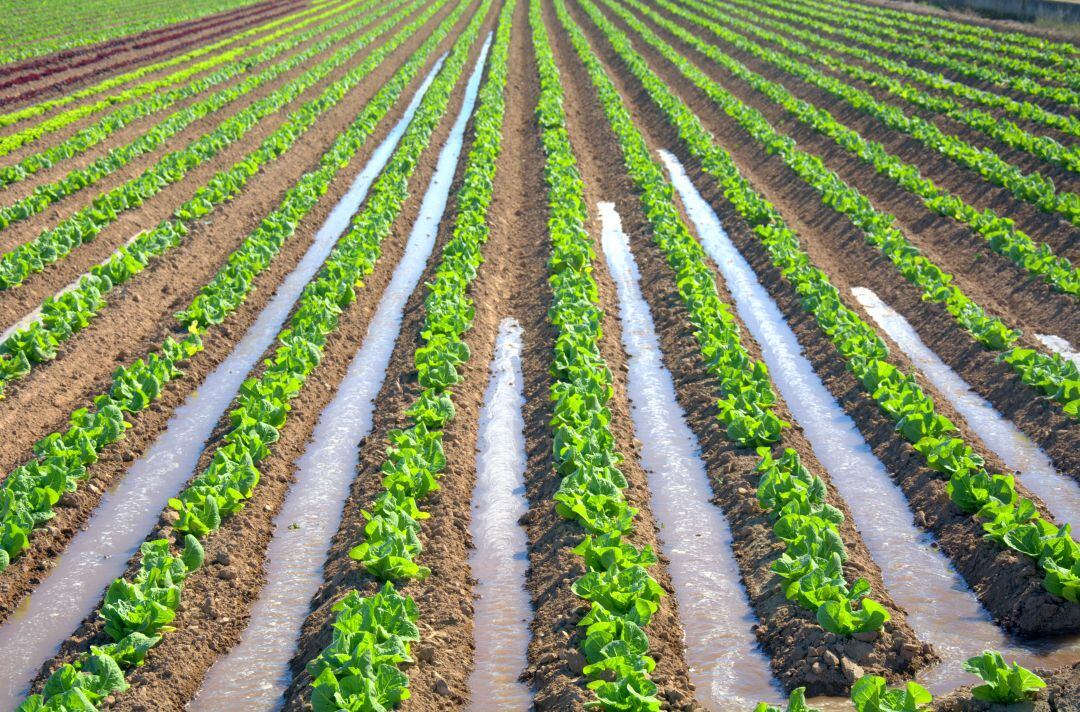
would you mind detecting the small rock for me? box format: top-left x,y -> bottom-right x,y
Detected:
132,293 -> 141,304
915,510 -> 927,528
433,675 -> 452,697
823,650 -> 839,668
121,451 -> 135,463
215,550 -> 231,566
853,630 -> 879,643
58,492 -> 78,507
538,652 -> 557,666
217,568 -> 236,580
665,688 -> 686,704
415,645 -> 436,663
810,661 -> 823,676
160,509 -> 179,525
841,658 -> 864,683
565,648 -> 587,675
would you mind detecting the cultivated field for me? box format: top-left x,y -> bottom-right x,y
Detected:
0,0 -> 1078,709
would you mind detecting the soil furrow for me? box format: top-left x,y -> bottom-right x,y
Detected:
580,0 -> 1080,637
702,0 -> 1080,196
280,14 -> 532,711
0,0 -> 379,233
0,2 -> 421,334
664,0 -> 1080,264
605,1 -> 1080,482
0,0 -> 308,108
559,0 -> 937,696
0,0 -> 460,626
21,9 -> 487,709
530,0 -> 705,706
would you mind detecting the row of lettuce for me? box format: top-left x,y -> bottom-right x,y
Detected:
0,0 -> 349,139
14,0 -> 479,705
760,650 -> 1046,711
712,0 -> 1080,142
576,0 -> 1080,606
769,0 -> 1078,89
702,0 -> 1080,108
788,0 -> 1075,69
0,0 -> 379,224
0,0 -> 272,65
0,0 -> 449,585
0,0 -> 369,188
616,0 -> 1079,418
305,3 -> 509,706
0,0 -> 414,293
0,0 -> 424,396
559,0 -> 894,642
698,0 -> 1080,180
680,0 -> 1080,233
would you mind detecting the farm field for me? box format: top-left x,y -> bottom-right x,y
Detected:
0,0 -> 1078,709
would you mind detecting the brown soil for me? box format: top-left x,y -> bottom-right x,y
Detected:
0,0 -> 411,281
501,2 -> 704,708
24,7 -> 487,710
0,0 -> 380,241
0,0 -> 458,627
619,2 -> 1080,480
560,0 -> 937,696
0,0 -> 308,108
857,0 -> 1080,46
651,0 -> 1080,266
573,0 -> 1080,636
705,1 -> 1080,198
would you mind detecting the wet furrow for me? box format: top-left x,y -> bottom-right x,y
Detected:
466,316 -> 533,711
598,200 -> 780,709
0,56 -> 444,709
188,35 -> 489,709
661,148 -> 1080,694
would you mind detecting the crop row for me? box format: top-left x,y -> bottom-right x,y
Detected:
0,0 -> 370,189
711,0 -> 1080,141
677,0 -> 1080,233
697,0 -> 1080,108
701,0 -> 1080,176
559,0 -> 895,640
0,0 -> 451,579
0,0 -> 421,294
13,1 -> 478,706
0,0 -> 381,233
585,0 -> 1080,609
615,0 -> 1079,418
790,0 -> 1073,69
0,0 -> 428,393
800,0 -> 1079,59
307,3 -> 513,706
0,0 -> 342,142
0,0 -> 270,65
765,0 -> 1079,89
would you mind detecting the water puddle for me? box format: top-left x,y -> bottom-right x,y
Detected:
188,35 -> 492,712
657,150 -> 1080,701
599,201 -> 780,709
0,55 -> 448,711
852,287 -> 1080,529
466,317 -> 532,712
1035,333 -> 1080,370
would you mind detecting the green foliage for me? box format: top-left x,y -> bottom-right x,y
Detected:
755,688 -> 819,712
577,0 -> 1080,605
850,675 -> 932,712
20,2 -> 481,707
963,651 -> 1046,703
